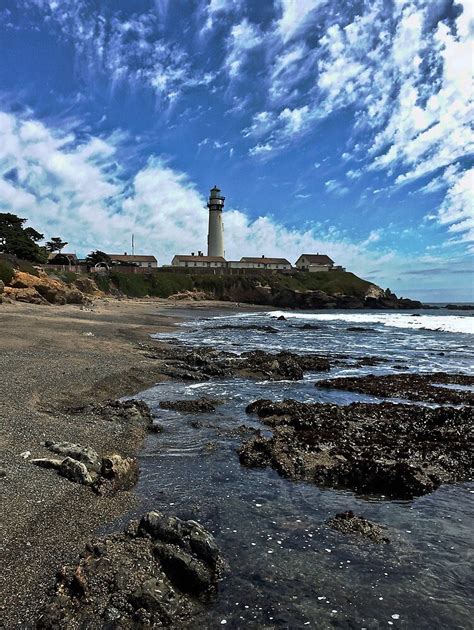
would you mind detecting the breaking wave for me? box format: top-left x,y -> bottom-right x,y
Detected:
268,311 -> 474,335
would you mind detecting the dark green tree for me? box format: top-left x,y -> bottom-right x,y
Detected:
86,250 -> 112,266
0,213 -> 47,262
46,236 -> 68,253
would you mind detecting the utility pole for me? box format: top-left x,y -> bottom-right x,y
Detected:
132,234 -> 135,256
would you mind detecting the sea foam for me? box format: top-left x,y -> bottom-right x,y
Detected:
268,311 -> 474,335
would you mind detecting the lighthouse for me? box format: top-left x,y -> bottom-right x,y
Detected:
207,185 -> 225,257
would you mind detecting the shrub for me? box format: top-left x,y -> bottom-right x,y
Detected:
0,259 -> 14,284
15,259 -> 40,277
94,274 -> 111,293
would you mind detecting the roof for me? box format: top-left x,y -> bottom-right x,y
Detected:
109,254 -> 157,262
47,252 -> 78,260
173,255 -> 226,262
240,257 -> 292,265
297,254 -> 334,265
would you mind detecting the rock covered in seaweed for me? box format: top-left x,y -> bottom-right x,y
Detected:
241,400 -> 473,499
159,398 -> 223,413
317,372 -> 474,405
326,511 -> 390,544
37,511 -> 224,629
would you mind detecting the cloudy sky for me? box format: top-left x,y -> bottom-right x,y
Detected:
0,0 -> 472,301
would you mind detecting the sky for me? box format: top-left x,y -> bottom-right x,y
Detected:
0,0 -> 473,301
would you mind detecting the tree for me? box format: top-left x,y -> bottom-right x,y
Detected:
46,237 -> 68,253
86,250 -> 112,266
0,213 -> 47,262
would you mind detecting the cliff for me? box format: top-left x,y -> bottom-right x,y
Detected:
100,269 -> 423,310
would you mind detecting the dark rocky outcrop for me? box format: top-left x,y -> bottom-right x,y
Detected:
69,399 -> 154,431
346,326 -> 375,332
144,343 -> 331,382
317,372 -> 474,405
37,511 -> 224,629
326,511 -> 390,543
207,324 -> 279,333
159,398 -> 223,413
241,399 -> 473,499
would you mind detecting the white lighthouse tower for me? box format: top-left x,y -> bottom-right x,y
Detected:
207,185 -> 225,257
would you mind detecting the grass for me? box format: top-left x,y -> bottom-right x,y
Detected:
98,270 -> 374,300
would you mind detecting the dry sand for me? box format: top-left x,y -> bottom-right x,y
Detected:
0,296 -> 255,626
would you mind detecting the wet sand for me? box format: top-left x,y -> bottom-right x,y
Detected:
0,297 -> 258,626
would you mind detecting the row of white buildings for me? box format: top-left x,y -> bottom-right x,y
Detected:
170,252 -> 344,272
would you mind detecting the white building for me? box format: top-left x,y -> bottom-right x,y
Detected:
295,254 -> 334,272
228,256 -> 292,270
109,254 -> 158,268
171,253 -> 226,268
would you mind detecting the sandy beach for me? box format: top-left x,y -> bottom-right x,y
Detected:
0,297 -> 253,626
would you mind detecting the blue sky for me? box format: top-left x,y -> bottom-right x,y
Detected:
0,0 -> 472,301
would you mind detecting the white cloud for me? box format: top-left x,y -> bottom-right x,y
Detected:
435,168 -> 474,248
225,18 -> 263,79
0,109 -> 397,277
16,2 -> 213,102
325,179 -> 349,196
276,0 -> 327,43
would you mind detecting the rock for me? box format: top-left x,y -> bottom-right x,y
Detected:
59,457 -> 93,485
3,286 -> 48,304
73,276 -> 100,295
0,279 -> 4,294
159,398 -> 223,413
93,454 -> 139,495
346,326 -> 375,332
31,458 -> 63,470
44,440 -> 101,472
37,510 -> 223,628
277,315 -> 286,320
209,324 -> 279,333
154,543 -> 214,596
69,399 -> 154,430
99,399 -> 154,429
327,511 -> 390,543
241,399 -> 473,499
317,372 -> 474,404
139,511 -> 222,576
7,270 -> 87,305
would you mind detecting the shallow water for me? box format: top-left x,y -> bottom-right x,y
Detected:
130,309 -> 474,628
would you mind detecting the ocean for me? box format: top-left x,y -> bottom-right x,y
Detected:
128,308 -> 474,628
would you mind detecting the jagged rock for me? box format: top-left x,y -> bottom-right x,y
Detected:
44,440 -> 101,472
0,279 -> 4,294
37,511 -> 224,628
159,398 -> 223,413
93,454 -> 139,495
241,399 -> 473,499
7,270 -> 87,305
317,372 -> 474,404
327,511 -> 390,543
73,276 -> 100,295
3,286 -> 48,304
59,457 -> 93,485
31,458 -> 63,470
